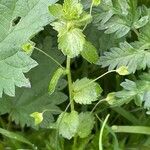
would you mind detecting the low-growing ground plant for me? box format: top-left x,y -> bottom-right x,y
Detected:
0,0 -> 150,149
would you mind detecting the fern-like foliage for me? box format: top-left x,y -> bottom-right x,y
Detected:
100,41 -> 150,73
108,73 -> 150,114
93,0 -> 149,38
100,19 -> 150,73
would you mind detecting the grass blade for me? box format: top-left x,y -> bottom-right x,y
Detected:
99,114 -> 110,150
112,126 -> 150,135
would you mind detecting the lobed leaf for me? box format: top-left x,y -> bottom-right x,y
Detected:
107,73 -> 150,113
100,42 -> 150,73
0,36 -> 67,128
93,0 -> 149,38
0,0 -> 58,97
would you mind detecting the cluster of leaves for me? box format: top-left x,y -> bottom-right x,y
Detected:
0,0 -> 150,149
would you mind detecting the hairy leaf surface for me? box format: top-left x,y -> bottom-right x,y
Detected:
72,78 -> 102,104
0,36 -> 67,128
0,0 -> 57,97
93,0 -> 149,38
77,112 -> 95,138
100,42 -> 150,73
107,73 -> 150,113
57,111 -> 79,139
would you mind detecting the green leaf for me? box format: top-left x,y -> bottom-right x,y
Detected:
0,36 -> 67,128
48,4 -> 63,18
93,0 -> 101,6
133,16 -> 149,29
93,0 -> 149,38
0,127 -> 33,146
51,21 -> 67,35
30,112 -> 43,125
100,41 -> 150,73
58,28 -> 85,58
77,112 -> 95,138
57,111 -> 79,139
106,92 -> 131,107
49,68 -> 65,95
0,0 -> 58,97
63,0 -> 83,20
72,78 -> 102,104
107,74 -> 150,113
139,21 -> 150,46
81,41 -> 99,64
75,13 -> 92,27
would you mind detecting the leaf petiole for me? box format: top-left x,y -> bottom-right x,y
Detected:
91,99 -> 106,113
76,70 -> 116,92
34,47 -> 64,69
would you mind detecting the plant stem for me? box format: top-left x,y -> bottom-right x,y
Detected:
34,47 -> 64,69
97,114 -> 110,150
91,99 -> 106,114
77,70 -> 116,92
91,70 -> 116,83
90,1 -> 94,15
72,135 -> 77,150
82,1 -> 93,31
7,114 -> 12,130
66,57 -> 74,111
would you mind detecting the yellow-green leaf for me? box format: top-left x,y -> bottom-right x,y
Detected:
48,4 -> 63,18
63,0 -> 83,20
58,28 -> 85,58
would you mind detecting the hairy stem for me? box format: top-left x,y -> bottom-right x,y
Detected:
66,57 -> 74,111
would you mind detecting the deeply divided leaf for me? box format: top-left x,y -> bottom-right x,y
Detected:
100,42 -> 150,73
0,36 -> 67,128
107,73 -> 150,113
93,0 -> 149,38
